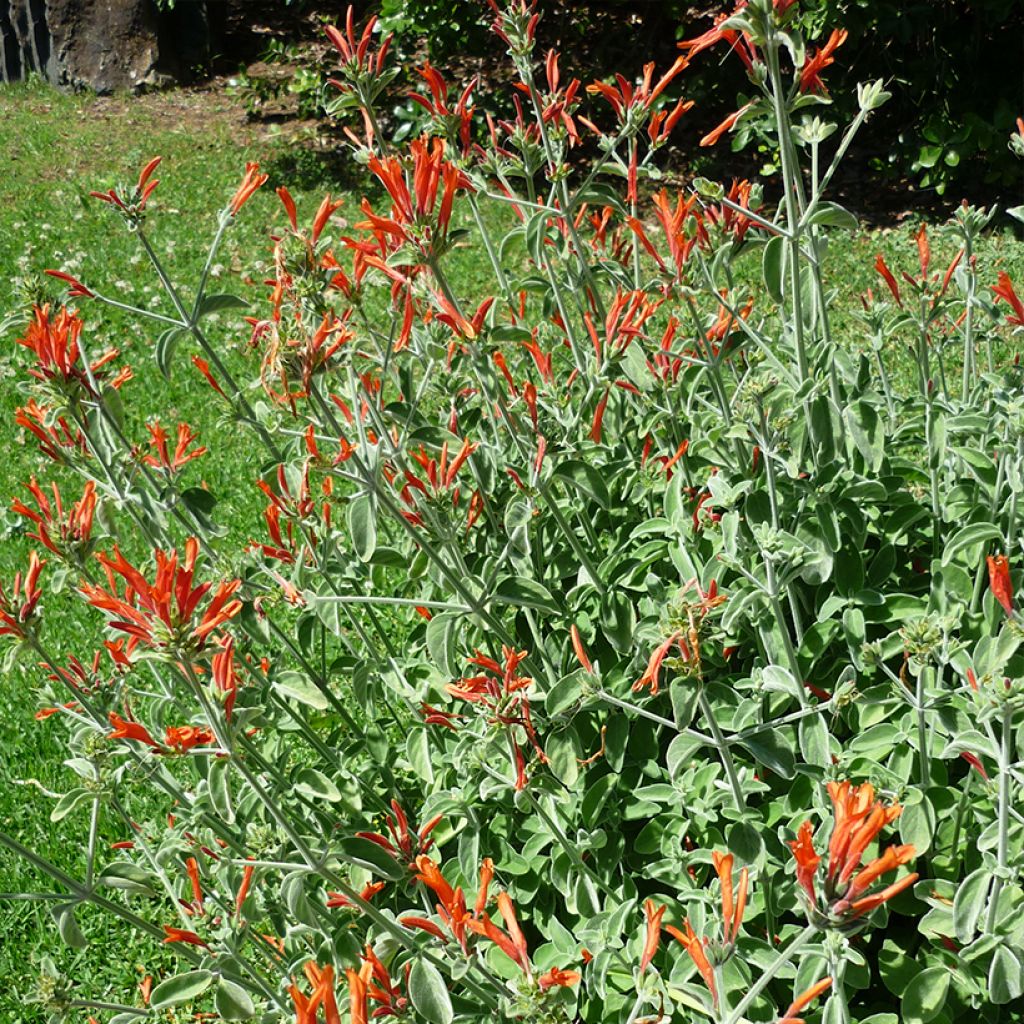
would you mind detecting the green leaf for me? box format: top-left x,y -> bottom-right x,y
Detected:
525,209 -> 552,266
738,730 -> 795,778
155,326 -> 186,380
425,612 -> 460,677
295,767 -> 343,802
271,670 -> 330,710
196,292 -> 250,317
899,795 -> 936,854
151,971 -> 215,1010
215,978 -> 256,1020
180,487 -> 218,517
97,862 -> 158,896
208,756 -> 234,824
989,944 -> 1024,1004
50,788 -> 92,822
846,401 -> 883,471
406,728 -> 435,784
808,201 -> 858,231
879,938 -> 921,996
822,994 -> 846,1024
51,903 -> 87,949
953,867 -> 991,943
941,522 -> 1002,566
492,576 -> 560,615
901,966 -> 950,1024
600,589 -> 635,651
762,234 -> 785,303
693,176 -> 724,200
408,959 -> 453,1024
348,493 -> 377,562
553,459 -> 610,508
546,671 -> 585,715
799,715 -> 831,767
337,836 -> 407,881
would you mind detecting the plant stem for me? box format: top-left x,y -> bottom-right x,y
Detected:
986,705 -> 1014,932
722,924 -> 818,1024
697,687 -> 746,811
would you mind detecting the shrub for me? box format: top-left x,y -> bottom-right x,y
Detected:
3,2 -> 1024,1022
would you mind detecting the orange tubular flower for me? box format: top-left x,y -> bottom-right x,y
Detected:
90,155 -> 162,212
411,61 -> 478,153
788,781 -> 918,929
344,962 -> 372,1024
326,879 -> 386,910
13,478 -> 97,560
164,725 -> 216,754
665,919 -> 717,1006
191,355 -> 227,398
678,4 -> 749,60
799,29 -> 848,95
993,271 -> 1024,326
81,538 -> 241,653
355,799 -> 443,868
44,269 -> 94,300
107,711 -> 161,749
468,905 -> 531,976
412,855 -> 473,951
228,162 -> 268,216
162,925 -> 209,947
874,254 -> 902,307
141,421 -> 207,473
445,646 -> 546,790
326,5 -> 393,81
538,966 -> 582,990
640,899 -> 665,972
235,860 -> 255,917
987,554 -> 1014,615
16,305 -> 125,398
212,634 -> 239,720
778,977 -> 833,1024
185,856 -> 204,911
789,820 -> 821,904
0,551 -> 46,640
358,137 -> 472,260
16,399 -> 88,464
634,579 -> 723,694
570,624 -> 594,673
711,851 -> 748,947
360,944 -> 409,1017
306,963 -> 342,1024
699,102 -> 753,148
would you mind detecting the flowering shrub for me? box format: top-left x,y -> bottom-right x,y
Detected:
4,2 -> 1024,1022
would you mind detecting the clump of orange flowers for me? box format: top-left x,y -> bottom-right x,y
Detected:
789,781 -> 917,931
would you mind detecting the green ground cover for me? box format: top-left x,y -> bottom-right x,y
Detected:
1,74 -> 1022,1020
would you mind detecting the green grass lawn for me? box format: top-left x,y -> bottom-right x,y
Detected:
1,74 -> 1022,1021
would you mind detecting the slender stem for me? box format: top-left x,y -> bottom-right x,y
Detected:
697,688 -> 746,811
592,687 -> 713,745
84,796 -> 101,890
0,830 -> 204,966
722,924 -> 819,1024
915,666 -> 930,789
67,1000 -> 147,1016
986,706 -> 1014,932
521,787 -> 616,899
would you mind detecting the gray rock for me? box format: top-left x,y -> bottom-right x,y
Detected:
0,0 -> 212,93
